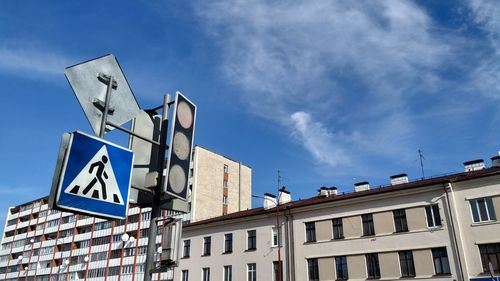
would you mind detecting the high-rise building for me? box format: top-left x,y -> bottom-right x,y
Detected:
0,146 -> 251,281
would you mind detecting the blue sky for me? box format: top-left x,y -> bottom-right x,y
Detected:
0,1 -> 499,229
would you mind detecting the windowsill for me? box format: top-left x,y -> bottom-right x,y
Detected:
181,256 -> 190,259
222,251 -> 232,255
471,220 -> 498,227
201,254 -> 211,257
362,234 -> 375,237
245,248 -> 257,252
332,237 -> 345,240
367,277 -> 380,279
432,273 -> 451,277
393,230 -> 409,234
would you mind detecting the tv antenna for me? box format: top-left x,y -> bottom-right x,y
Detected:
418,149 -> 425,179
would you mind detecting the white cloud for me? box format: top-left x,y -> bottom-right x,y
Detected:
195,0 -> 454,172
0,46 -> 72,78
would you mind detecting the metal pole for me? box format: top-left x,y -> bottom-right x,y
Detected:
99,76 -> 114,138
144,94 -> 171,281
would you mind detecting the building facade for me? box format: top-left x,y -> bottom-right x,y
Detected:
0,146 -> 251,281
177,158 -> 500,281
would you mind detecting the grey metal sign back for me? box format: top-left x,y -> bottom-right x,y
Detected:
65,54 -> 140,136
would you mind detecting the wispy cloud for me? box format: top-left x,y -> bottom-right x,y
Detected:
194,0 -> 463,174
0,45 -> 72,79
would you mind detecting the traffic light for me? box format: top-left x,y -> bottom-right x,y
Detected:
164,92 -> 196,200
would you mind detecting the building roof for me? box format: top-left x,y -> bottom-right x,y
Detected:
185,166 -> 500,228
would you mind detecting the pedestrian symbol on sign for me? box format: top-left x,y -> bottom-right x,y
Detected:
64,145 -> 124,205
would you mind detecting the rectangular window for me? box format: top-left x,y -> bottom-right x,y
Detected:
224,265 -> 232,281
202,267 -> 210,281
305,222 -> 316,242
181,270 -> 188,281
393,209 -> 408,233
247,230 -> 257,250
479,243 -> 500,273
203,237 -> 211,256
470,197 -> 497,223
223,195 -> 228,205
183,239 -> 190,258
307,258 -> 319,281
224,164 -> 229,173
224,233 -> 233,253
366,253 -> 380,279
272,227 -> 281,247
425,204 -> 442,227
399,250 -> 415,277
362,214 -> 375,236
432,247 -> 451,275
335,256 -> 348,280
247,263 -> 256,281
332,218 -> 344,240
273,261 -> 283,281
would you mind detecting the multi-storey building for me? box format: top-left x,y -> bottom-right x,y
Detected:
177,157 -> 500,281
0,146 -> 251,281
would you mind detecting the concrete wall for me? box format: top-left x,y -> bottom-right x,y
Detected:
191,146 -> 252,222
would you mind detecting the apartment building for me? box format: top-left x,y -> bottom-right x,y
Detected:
177,157 -> 500,281
0,146 -> 251,281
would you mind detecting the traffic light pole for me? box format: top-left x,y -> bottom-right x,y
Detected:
144,94 -> 171,281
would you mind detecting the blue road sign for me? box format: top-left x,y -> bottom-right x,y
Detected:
53,131 -> 133,219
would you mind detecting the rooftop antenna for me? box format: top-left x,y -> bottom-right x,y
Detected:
277,169 -> 282,189
418,149 -> 425,179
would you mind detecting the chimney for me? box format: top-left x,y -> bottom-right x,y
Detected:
354,181 -> 370,192
328,186 -> 338,196
317,186 -> 329,197
263,193 -> 277,210
464,159 -> 485,172
390,174 -> 409,185
279,186 -> 291,204
491,156 -> 500,167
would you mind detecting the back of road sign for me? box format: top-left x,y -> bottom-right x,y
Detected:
65,54 -> 140,136
50,131 -> 133,219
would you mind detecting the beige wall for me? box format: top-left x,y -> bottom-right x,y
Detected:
413,249 -> 435,277
191,146 -> 251,222
315,220 -> 332,241
318,257 -> 335,281
373,211 -> 393,234
347,255 -> 366,279
406,207 -> 427,231
379,252 -> 400,278
343,216 -> 362,238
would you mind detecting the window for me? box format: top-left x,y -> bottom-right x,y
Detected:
181,270 -> 188,281
479,243 -> 500,273
393,209 -> 408,233
332,218 -> 344,240
432,247 -> 450,275
224,265 -> 232,281
305,222 -> 316,242
203,237 -> 211,256
183,239 -> 190,258
366,253 -> 380,279
273,261 -> 283,281
399,251 -> 415,277
247,263 -> 256,281
247,230 -> 257,250
362,214 -> 375,236
470,197 -> 497,223
224,164 -> 229,173
272,227 -> 281,247
202,267 -> 210,281
224,234 -> 233,253
425,204 -> 442,227
122,265 -> 133,275
223,196 -> 228,205
307,258 -> 319,281
335,256 -> 348,280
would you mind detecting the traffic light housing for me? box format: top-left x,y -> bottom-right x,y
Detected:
164,92 -> 196,200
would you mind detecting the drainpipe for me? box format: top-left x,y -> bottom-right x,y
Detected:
444,182 -> 468,281
285,207 -> 295,281
238,162 -> 242,211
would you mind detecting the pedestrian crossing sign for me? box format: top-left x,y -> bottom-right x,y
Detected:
51,131 -> 134,219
